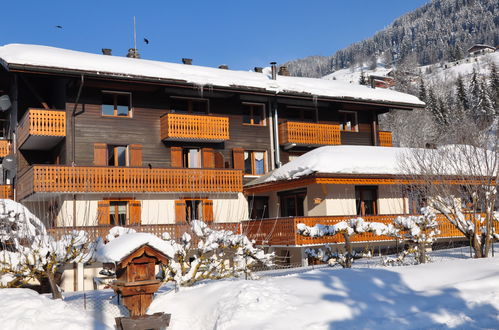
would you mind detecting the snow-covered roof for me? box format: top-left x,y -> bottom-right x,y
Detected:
0,44 -> 424,108
246,145 -> 498,187
95,232 -> 175,263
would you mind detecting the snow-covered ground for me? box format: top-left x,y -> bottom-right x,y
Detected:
1,246 -> 499,329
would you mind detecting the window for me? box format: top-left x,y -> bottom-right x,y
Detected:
355,186 -> 378,216
339,110 -> 358,131
170,97 -> 208,114
183,148 -> 201,168
244,151 -> 266,175
109,201 -> 128,226
175,199 -> 214,223
248,196 -> 269,219
407,187 -> 427,214
279,190 -> 306,217
102,91 -> 132,117
108,145 -> 128,166
242,103 -> 266,126
282,106 -> 315,122
185,199 -> 202,223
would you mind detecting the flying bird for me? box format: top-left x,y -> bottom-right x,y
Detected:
144,38 -> 149,45
55,25 -> 63,29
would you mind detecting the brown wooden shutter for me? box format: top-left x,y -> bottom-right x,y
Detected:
202,199 -> 214,223
171,147 -> 183,167
129,200 -> 141,225
129,144 -> 142,167
202,148 -> 215,168
97,200 -> 110,225
175,200 -> 186,223
94,143 -> 107,166
214,152 -> 224,168
232,148 -> 245,170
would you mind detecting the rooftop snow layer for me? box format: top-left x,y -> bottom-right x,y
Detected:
0,44 -> 424,107
95,232 -> 175,263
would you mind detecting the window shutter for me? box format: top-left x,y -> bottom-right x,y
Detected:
171,147 -> 183,167
214,151 -> 224,168
97,200 -> 110,225
202,199 -> 214,223
129,200 -> 141,225
129,144 -> 142,167
232,148 -> 244,170
202,148 -> 215,168
175,200 -> 186,223
94,143 -> 107,166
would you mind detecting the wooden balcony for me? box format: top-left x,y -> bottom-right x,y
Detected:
48,222 -> 241,243
278,121 -> 341,147
0,140 -> 10,157
377,131 -> 393,147
17,109 -> 66,150
16,165 -> 243,200
242,214 -> 495,246
0,185 -> 13,199
160,113 -> 229,142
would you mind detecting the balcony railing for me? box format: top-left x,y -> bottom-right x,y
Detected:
378,131 -> 393,147
278,121 -> 341,146
242,214 -> 494,246
0,140 -> 10,157
160,113 -> 230,142
0,185 -> 13,199
47,223 -> 241,243
16,165 -> 243,200
17,109 -> 66,149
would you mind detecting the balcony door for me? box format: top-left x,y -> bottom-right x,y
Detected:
355,186 -> 378,216
279,189 -> 306,217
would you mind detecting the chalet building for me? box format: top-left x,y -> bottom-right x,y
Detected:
467,44 -> 495,56
0,43 -> 424,232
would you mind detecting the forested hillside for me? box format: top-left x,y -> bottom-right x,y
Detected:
286,0 -> 499,78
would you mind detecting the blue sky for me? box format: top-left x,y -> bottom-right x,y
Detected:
0,0 -> 429,70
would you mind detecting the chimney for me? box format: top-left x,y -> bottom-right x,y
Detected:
126,48 -> 140,59
254,67 -> 263,73
101,48 -> 112,55
278,66 -> 290,76
182,58 -> 192,65
270,62 -> 277,80
218,64 -> 229,70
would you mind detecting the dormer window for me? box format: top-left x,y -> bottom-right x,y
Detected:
102,91 -> 132,117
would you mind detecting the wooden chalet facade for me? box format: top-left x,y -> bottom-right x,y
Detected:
0,44 -> 424,235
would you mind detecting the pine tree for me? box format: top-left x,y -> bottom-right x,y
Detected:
359,70 -> 368,85
418,78 -> 427,103
489,63 -> 499,109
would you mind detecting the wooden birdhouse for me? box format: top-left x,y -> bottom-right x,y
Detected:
110,243 -> 169,318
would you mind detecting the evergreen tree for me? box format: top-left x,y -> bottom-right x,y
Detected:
418,77 -> 427,103
489,63 -> 499,109
359,70 -> 368,85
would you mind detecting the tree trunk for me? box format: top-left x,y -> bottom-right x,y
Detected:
471,233 -> 484,258
418,242 -> 427,264
47,271 -> 63,299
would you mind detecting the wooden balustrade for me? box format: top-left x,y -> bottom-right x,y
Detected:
0,185 -> 13,199
243,213 -> 499,246
377,131 -> 393,147
17,109 -> 66,149
0,140 -> 10,157
47,222 -> 241,243
17,165 -> 243,200
279,121 -> 341,146
160,113 -> 229,141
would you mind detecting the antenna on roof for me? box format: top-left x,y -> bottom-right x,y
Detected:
133,16 -> 137,51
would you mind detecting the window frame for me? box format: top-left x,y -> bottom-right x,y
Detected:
338,110 -> 358,132
107,144 -> 129,167
170,96 -> 210,114
278,189 -> 306,217
182,148 -> 202,168
284,106 -> 316,122
242,102 -> 266,126
243,150 -> 267,176
108,200 -> 129,226
355,186 -> 378,216
101,90 -> 133,118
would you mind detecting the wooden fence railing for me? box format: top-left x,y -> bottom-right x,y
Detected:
0,185 -> 13,199
377,131 -> 393,147
279,121 -> 341,146
17,165 -> 243,200
160,113 -> 229,141
17,109 -> 66,147
242,213 -> 497,246
0,140 -> 10,157
47,222 -> 241,243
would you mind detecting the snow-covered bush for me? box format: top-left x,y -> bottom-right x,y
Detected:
0,200 -> 94,299
298,218 -> 398,268
162,220 -> 273,286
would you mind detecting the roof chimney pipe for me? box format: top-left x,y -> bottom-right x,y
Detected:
254,67 -> 263,73
182,58 -> 192,65
126,48 -> 140,58
278,66 -> 290,76
270,62 -> 277,80
101,48 -> 112,55
218,64 -> 229,70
